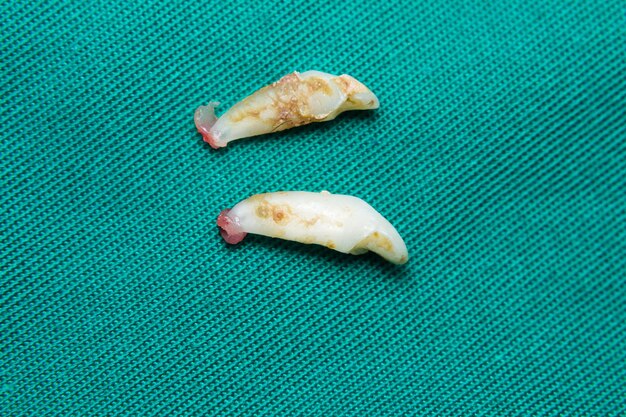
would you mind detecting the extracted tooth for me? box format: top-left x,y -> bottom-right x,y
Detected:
195,70 -> 379,149
217,191 -> 408,265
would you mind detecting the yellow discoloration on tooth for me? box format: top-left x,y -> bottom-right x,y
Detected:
303,77 -> 334,97
255,205 -> 271,219
355,231 -> 394,253
228,104 -> 267,123
302,236 -> 316,244
300,216 -> 320,227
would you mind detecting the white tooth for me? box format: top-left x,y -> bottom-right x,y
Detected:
195,70 -> 379,149
217,191 -> 408,265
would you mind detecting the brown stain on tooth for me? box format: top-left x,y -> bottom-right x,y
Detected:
272,209 -> 287,223
254,198 -> 291,225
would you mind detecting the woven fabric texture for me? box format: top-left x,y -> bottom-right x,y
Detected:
2,0 -> 625,415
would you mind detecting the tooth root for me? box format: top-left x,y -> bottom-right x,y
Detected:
217,191 -> 408,265
196,71 -> 379,148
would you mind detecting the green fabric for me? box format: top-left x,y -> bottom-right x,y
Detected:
2,0 -> 625,415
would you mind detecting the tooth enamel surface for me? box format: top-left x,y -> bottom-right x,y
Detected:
225,191 -> 408,264
195,71 -> 379,148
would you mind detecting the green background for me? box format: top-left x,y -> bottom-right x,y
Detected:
2,0 -> 625,415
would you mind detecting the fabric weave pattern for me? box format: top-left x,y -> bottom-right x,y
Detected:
2,0 -> 625,415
